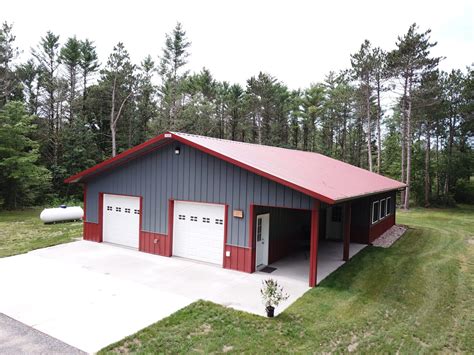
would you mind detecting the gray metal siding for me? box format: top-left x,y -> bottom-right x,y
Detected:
85,143 -> 313,247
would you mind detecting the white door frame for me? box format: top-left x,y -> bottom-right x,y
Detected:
255,213 -> 270,269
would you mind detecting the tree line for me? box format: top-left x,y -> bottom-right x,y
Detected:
0,22 -> 472,209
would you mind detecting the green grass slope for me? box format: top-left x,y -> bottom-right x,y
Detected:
101,206 -> 474,353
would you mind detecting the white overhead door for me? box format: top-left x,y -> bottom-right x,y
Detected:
103,194 -> 140,248
173,201 -> 225,265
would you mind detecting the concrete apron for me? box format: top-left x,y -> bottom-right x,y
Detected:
0,240 -> 365,353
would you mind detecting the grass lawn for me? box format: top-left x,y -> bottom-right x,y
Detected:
101,205 -> 474,354
0,208 -> 82,258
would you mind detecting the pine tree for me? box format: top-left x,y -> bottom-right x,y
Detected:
0,22 -> 19,107
351,40 -> 375,172
100,42 -> 135,157
60,36 -> 82,121
412,70 -> 444,206
136,55 -> 157,141
302,84 -> 324,151
33,31 -> 62,170
16,59 -> 40,115
0,101 -> 50,209
246,73 -> 285,145
158,23 -> 191,129
226,84 -> 245,141
388,23 -> 440,209
79,39 -> 100,111
372,47 -> 388,173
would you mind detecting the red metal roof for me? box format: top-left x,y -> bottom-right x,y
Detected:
65,131 -> 406,204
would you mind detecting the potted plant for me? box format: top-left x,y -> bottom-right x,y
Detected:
260,278 -> 289,318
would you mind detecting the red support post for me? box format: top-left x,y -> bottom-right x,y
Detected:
309,200 -> 320,287
343,202 -> 351,261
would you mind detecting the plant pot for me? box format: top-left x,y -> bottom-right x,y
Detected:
266,306 -> 275,318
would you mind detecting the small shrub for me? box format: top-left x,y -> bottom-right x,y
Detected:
260,279 -> 289,316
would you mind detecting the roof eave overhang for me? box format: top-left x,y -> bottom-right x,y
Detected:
333,185 -> 407,204
64,131 -> 405,206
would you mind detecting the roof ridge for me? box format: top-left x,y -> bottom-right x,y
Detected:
171,131 -> 407,183
171,131 -> 326,156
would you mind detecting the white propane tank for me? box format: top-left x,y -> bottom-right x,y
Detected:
40,205 -> 83,223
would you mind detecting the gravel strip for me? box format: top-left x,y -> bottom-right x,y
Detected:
0,313 -> 86,355
372,225 -> 407,248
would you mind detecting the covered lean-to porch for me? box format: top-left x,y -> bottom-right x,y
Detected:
250,200 -> 366,286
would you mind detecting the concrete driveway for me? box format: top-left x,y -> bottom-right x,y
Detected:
0,241 -> 309,353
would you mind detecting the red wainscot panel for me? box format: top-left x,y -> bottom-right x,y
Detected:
369,213 -> 395,243
139,231 -> 169,256
350,225 -> 369,244
83,222 -> 101,242
223,245 -> 252,273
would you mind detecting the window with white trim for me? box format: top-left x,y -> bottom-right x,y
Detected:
386,197 -> 392,215
380,199 -> 386,219
372,201 -> 380,224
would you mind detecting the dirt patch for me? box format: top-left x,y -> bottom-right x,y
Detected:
348,335 -> 359,352
372,225 -> 407,248
467,239 -> 474,246
187,323 -> 212,338
114,338 -> 141,353
222,345 -> 234,352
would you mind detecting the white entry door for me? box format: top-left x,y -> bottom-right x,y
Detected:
172,201 -> 225,265
103,194 -> 140,248
255,213 -> 270,269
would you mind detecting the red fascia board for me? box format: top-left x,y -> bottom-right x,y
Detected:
64,133 -> 170,183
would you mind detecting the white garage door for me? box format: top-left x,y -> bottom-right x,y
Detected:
173,201 -> 225,265
103,194 -> 140,248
